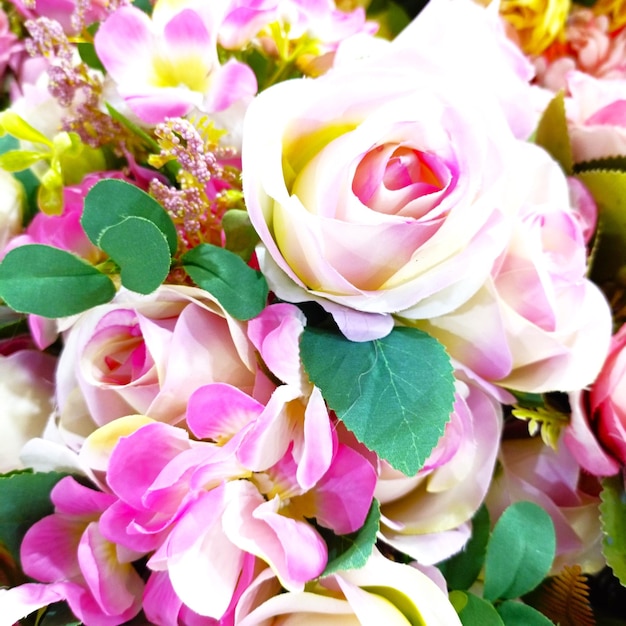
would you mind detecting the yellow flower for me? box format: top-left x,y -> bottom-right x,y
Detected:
593,0 -> 626,32
499,0 -> 571,55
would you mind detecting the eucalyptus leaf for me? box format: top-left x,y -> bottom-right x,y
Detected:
449,591 -> 504,626
483,501 -> 556,602
0,244 -> 116,317
576,170 -> 626,282
300,326 -> 455,476
439,505 -> 490,591
599,474 -> 626,585
0,470 -> 68,563
534,91 -> 572,174
82,179 -> 178,256
182,243 -> 269,320
497,600 -> 555,625
320,500 -> 380,576
98,216 -> 171,294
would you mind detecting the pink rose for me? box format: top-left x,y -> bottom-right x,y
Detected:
54,285 -> 257,446
242,1 -> 538,341
416,148 -> 612,394
567,71 -> 626,162
589,323 -> 626,465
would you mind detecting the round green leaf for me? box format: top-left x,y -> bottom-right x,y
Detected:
300,326 -> 455,476
82,179 -> 178,256
449,591 -> 504,626
0,244 -> 116,317
182,243 -> 269,320
484,501 -> 556,602
99,216 -> 171,294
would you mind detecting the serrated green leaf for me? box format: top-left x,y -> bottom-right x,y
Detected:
0,244 -> 116,317
300,326 -> 455,476
99,216 -> 171,294
497,600 -> 555,625
576,170 -> 626,283
439,505 -> 490,591
599,474 -> 626,586
484,501 -> 556,602
82,179 -> 178,256
534,91 -> 573,174
222,209 -> 260,261
182,243 -> 269,320
574,155 -> 626,173
449,591 -> 504,626
0,470 -> 68,563
320,500 -> 380,576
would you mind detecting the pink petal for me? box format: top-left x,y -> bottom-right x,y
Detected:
203,59 -> 257,112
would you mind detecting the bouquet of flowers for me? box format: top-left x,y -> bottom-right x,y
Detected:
0,0 -> 625,623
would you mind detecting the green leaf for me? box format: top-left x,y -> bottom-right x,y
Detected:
439,505 -> 490,591
497,600 -> 555,625
534,91 -> 573,174
0,470 -> 68,563
320,500 -> 380,576
37,602 -> 81,626
182,243 -> 269,320
576,170 -> 626,283
222,208 -> 260,262
300,326 -> 455,475
99,216 -> 171,294
484,501 -> 556,602
0,244 -> 116,317
0,149 -> 46,172
449,591 -> 505,626
0,111 -> 52,146
82,179 -> 178,256
574,155 -> 626,173
77,41 -> 105,72
599,474 -> 626,586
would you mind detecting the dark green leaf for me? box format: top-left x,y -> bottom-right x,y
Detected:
574,156 -> 626,173
0,470 -> 68,563
449,591 -> 504,626
484,501 -> 556,601
82,179 -> 178,256
576,170 -> 626,283
0,244 -> 116,317
300,326 -> 455,475
497,600 -> 555,625
439,505 -> 490,590
77,42 -> 105,72
37,602 -> 81,626
599,474 -> 626,586
534,91 -> 573,174
182,243 -> 269,320
320,500 -> 380,576
99,216 -> 171,294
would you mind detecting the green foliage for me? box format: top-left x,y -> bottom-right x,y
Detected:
0,244 -> 116,317
300,326 -> 455,476
483,501 -> 556,602
182,243 -> 269,320
320,500 -> 380,576
439,505 -> 490,591
0,470 -> 68,563
533,91 -> 573,174
222,208 -> 260,262
576,170 -> 626,283
599,474 -> 626,586
449,591 -> 505,626
497,600 -> 555,625
82,179 -> 178,256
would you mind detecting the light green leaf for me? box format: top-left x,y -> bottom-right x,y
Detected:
497,600 -> 555,625
0,244 -> 116,317
576,170 -> 626,282
300,326 -> 455,476
99,216 -> 171,294
82,179 -> 178,256
0,149 -> 46,172
222,208 -> 260,262
599,474 -> 626,586
0,470 -> 68,563
182,243 -> 269,320
484,501 -> 556,601
321,500 -> 380,576
449,591 -> 504,626
534,91 -> 572,174
439,505 -> 490,591
0,111 -> 52,146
